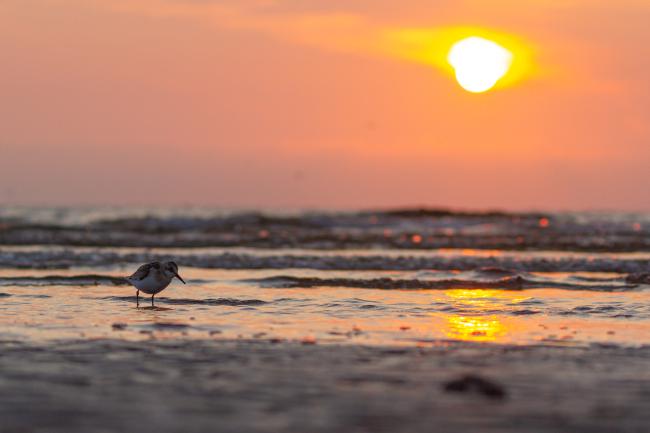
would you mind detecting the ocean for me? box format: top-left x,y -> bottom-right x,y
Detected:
1,207 -> 648,346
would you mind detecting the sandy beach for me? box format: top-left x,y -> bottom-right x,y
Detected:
2,338 -> 649,433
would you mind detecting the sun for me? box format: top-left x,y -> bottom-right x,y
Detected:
447,36 -> 513,93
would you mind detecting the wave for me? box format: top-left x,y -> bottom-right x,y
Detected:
1,208 -> 648,252
0,274 -> 128,286
1,249 -> 648,274
625,273 -> 650,284
1,265 -> 641,291
247,275 -> 638,291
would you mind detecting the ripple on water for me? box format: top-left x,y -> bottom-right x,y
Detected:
100,296 -> 267,306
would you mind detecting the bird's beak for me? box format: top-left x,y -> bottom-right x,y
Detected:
174,272 -> 186,284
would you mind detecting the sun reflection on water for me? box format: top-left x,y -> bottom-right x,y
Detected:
445,288 -> 528,307
445,315 -> 507,342
441,289 -> 520,342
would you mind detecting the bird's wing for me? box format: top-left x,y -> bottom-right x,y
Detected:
127,262 -> 161,281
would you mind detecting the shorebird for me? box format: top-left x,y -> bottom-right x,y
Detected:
125,261 -> 186,306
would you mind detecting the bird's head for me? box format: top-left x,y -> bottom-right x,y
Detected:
163,261 -> 186,284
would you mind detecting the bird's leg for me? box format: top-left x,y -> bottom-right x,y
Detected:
151,294 -> 155,307
136,290 -> 139,307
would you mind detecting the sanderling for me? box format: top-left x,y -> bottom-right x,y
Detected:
125,261 -> 186,306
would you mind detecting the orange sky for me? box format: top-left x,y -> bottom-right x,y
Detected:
1,0 -> 649,210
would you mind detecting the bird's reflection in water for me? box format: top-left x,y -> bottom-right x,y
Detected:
137,306 -> 174,313
137,306 -> 174,312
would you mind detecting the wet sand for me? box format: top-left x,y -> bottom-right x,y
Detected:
2,338 -> 649,433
